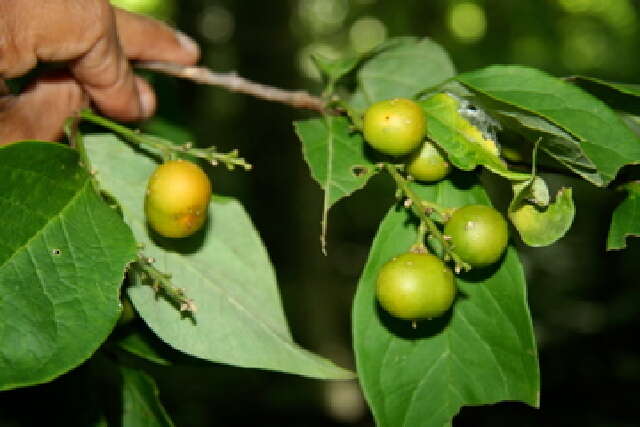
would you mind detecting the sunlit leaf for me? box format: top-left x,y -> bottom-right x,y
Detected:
85,134 -> 353,380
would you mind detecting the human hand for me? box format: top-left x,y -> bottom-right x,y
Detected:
0,0 -> 200,144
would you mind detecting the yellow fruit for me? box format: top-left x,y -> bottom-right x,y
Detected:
376,252 -> 456,321
363,98 -> 427,156
444,204 -> 508,268
145,159 -> 212,238
406,141 -> 451,182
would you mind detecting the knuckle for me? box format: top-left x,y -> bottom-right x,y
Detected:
74,0 -> 115,44
0,10 -> 37,78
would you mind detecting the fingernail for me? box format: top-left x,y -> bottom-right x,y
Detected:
139,86 -> 155,118
176,31 -> 200,57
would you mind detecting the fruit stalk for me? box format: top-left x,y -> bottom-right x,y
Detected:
134,253 -> 197,313
385,163 -> 470,272
79,109 -> 251,170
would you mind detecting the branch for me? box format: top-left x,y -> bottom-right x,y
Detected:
136,61 -> 326,112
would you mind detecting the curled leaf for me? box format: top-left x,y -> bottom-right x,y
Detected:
509,187 -> 575,247
511,176 -> 549,208
420,93 -> 531,181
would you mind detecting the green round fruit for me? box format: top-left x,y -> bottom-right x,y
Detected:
363,98 -> 427,156
376,252 -> 456,321
444,204 -> 509,268
406,141 -> 451,182
145,159 -> 212,238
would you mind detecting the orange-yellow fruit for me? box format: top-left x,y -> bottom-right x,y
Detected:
145,159 -> 212,238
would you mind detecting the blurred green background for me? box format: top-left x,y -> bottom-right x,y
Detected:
3,0 -> 640,425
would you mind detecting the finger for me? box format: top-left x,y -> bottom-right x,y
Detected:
0,1 -> 145,121
70,3 -> 146,121
114,8 -> 200,65
0,74 -> 88,145
0,81 -> 9,96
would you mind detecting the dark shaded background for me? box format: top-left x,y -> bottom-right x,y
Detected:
2,1 -> 640,426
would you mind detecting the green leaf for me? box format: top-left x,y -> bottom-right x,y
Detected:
494,108 -> 603,185
506,143 -> 575,247
353,177 -> 539,427
458,65 -> 640,185
0,141 -> 136,391
509,187 -> 575,247
353,37 -> 457,107
294,116 -> 378,251
92,417 -> 109,427
607,182 -> 640,250
84,134 -> 353,380
570,76 -> 640,115
116,327 -> 172,366
121,365 -> 174,427
621,114 -> 640,139
311,53 -> 359,83
511,176 -> 550,208
142,117 -> 195,145
420,93 -> 530,181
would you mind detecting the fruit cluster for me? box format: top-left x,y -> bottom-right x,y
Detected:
362,98 -> 509,324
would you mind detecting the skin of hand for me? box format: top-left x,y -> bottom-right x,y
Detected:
0,0 -> 200,144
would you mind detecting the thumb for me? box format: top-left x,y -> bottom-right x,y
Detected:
0,74 -> 88,145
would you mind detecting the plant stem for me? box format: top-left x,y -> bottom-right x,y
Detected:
80,108 -> 151,145
134,253 -> 197,313
385,163 -> 470,272
332,99 -> 363,130
79,109 -> 251,170
64,116 -> 102,192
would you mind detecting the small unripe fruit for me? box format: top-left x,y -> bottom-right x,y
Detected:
444,204 -> 508,268
376,252 -> 456,321
145,159 -> 212,238
406,141 -> 451,182
363,98 -> 427,156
